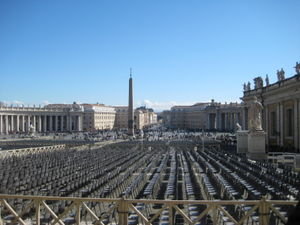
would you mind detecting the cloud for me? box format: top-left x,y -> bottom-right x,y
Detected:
41,100 -> 51,106
1,100 -> 25,106
1,100 -> 53,107
136,99 -> 195,112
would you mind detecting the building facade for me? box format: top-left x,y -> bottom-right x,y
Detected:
242,65 -> 300,152
205,101 -> 243,131
0,103 -> 83,134
0,103 -> 158,135
114,106 -> 158,130
164,100 -> 243,131
135,106 -> 158,130
114,106 -> 129,129
169,103 -> 209,130
82,104 -> 116,131
161,110 -> 172,127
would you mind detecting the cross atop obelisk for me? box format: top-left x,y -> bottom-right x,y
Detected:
128,68 -> 134,136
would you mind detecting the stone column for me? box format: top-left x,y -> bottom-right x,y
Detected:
224,113 -> 228,131
294,99 -> 299,150
233,113 -> 237,129
35,115 -> 39,132
69,116 -> 73,131
226,113 -> 229,130
60,116 -> 64,132
230,113 -> 232,130
265,105 -> 269,146
20,115 -> 25,133
234,113 -> 237,129
49,115 -> 53,132
66,116 -> 70,131
216,111 -> 221,130
232,113 -> 234,129
11,115 -> 14,133
231,113 -> 234,130
21,115 -> 25,132
227,113 -> 231,130
279,103 -> 284,146
230,113 -> 233,130
276,103 -> 280,145
5,115 -> 8,134
228,112 -> 232,130
75,116 -> 79,131
232,112 -> 237,131
212,114 -> 216,129
38,116 -> 42,132
242,107 -> 247,130
27,115 -> 31,132
33,115 -> 36,132
220,112 -> 223,130
207,113 -> 210,130
0,115 -> 2,134
3,115 -> 8,134
237,112 -> 241,125
55,115 -> 58,132
77,115 -> 81,131
43,115 -> 47,132
16,115 -> 20,132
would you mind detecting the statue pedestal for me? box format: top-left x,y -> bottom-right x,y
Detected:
247,130 -> 266,160
236,130 -> 248,153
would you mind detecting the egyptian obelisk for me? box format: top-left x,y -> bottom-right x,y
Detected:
128,69 -> 134,136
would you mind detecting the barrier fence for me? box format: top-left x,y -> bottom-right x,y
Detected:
0,145 -> 66,158
0,194 -> 297,225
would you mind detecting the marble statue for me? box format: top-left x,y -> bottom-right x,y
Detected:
254,77 -> 263,89
248,96 -> 263,131
247,82 -> 251,91
277,70 -> 281,81
29,124 -> 35,134
236,123 -> 242,131
265,74 -> 269,86
280,68 -> 285,80
277,68 -> 285,81
254,78 -> 258,89
295,62 -> 300,75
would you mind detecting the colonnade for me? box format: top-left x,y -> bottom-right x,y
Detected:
240,98 -> 300,150
0,113 -> 82,135
264,99 -> 300,150
207,111 -> 242,131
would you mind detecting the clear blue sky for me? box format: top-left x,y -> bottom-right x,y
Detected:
0,0 -> 299,111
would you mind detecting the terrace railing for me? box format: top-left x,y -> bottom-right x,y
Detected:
0,194 -> 297,225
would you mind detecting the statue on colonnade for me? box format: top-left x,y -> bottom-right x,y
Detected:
295,62 -> 300,75
277,68 -> 285,81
